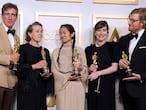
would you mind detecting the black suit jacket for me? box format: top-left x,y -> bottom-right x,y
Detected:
118,29 -> 146,98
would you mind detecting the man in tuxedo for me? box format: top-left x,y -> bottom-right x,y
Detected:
118,8 -> 146,110
0,3 -> 20,110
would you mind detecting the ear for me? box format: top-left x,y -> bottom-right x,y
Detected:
28,32 -> 32,39
71,32 -> 75,38
144,20 -> 146,28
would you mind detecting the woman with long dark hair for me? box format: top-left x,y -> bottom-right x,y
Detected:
52,24 -> 88,110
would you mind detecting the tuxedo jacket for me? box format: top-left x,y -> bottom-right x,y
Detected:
0,23 -> 20,89
118,29 -> 146,98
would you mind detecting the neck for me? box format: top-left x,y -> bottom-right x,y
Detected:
29,41 -> 40,47
95,41 -> 106,47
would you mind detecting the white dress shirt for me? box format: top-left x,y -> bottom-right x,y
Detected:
129,29 -> 145,60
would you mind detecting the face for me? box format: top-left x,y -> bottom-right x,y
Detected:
95,26 -> 108,42
59,26 -> 74,43
28,25 -> 43,43
2,8 -> 17,29
128,13 -> 143,33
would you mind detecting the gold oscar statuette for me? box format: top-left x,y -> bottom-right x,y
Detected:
48,95 -> 56,107
71,49 -> 81,77
9,40 -> 20,71
92,52 -> 100,93
41,47 -> 49,73
92,52 -> 98,65
121,51 -> 132,77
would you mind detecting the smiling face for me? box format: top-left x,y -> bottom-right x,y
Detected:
93,21 -> 109,45
95,26 -> 108,43
59,26 -> 74,43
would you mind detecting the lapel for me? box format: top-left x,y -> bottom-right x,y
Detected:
123,34 -> 133,57
131,30 -> 146,59
0,23 -> 12,54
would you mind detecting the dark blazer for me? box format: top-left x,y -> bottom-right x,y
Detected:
118,29 -> 146,98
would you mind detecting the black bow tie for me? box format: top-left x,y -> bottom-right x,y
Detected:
132,33 -> 138,39
7,29 -> 16,36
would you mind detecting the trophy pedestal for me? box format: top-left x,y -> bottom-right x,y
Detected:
71,68 -> 81,77
43,67 -> 49,73
71,73 -> 81,77
9,63 -> 18,71
126,69 -> 132,77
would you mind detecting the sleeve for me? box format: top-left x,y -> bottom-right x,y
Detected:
51,49 -> 70,94
45,48 -> 51,72
111,42 -> 119,63
85,45 -> 93,67
45,48 -> 55,95
0,54 -> 10,66
16,45 -> 40,79
78,47 -> 88,92
16,45 -> 31,78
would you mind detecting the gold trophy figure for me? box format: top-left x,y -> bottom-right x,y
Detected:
48,95 -> 56,107
121,51 -> 132,77
71,49 -> 81,77
92,52 -> 100,93
41,47 -> 49,73
10,40 -> 20,71
92,52 -> 98,66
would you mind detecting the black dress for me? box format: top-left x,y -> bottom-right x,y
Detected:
16,43 -> 54,110
85,42 -> 118,110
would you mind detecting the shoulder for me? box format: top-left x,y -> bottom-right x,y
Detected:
85,44 -> 94,50
75,46 -> 83,52
20,43 -> 28,48
105,42 -> 118,51
142,29 -> 146,37
106,41 -> 117,46
0,23 -> 3,30
19,43 -> 29,53
0,23 -> 4,29
76,45 -> 88,52
119,33 -> 132,41
20,43 -> 32,50
52,48 -> 60,55
44,47 -> 50,53
0,24 -> 6,35
76,46 -> 83,50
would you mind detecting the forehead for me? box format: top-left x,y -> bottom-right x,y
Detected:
32,25 -> 42,30
3,8 -> 17,14
96,26 -> 108,31
60,27 -> 69,32
129,13 -> 140,19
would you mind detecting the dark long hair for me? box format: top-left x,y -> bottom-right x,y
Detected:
57,24 -> 76,64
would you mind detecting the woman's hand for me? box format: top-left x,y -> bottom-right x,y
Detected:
40,72 -> 52,79
32,60 -> 48,70
88,71 -> 100,81
89,64 -> 98,72
68,75 -> 81,81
